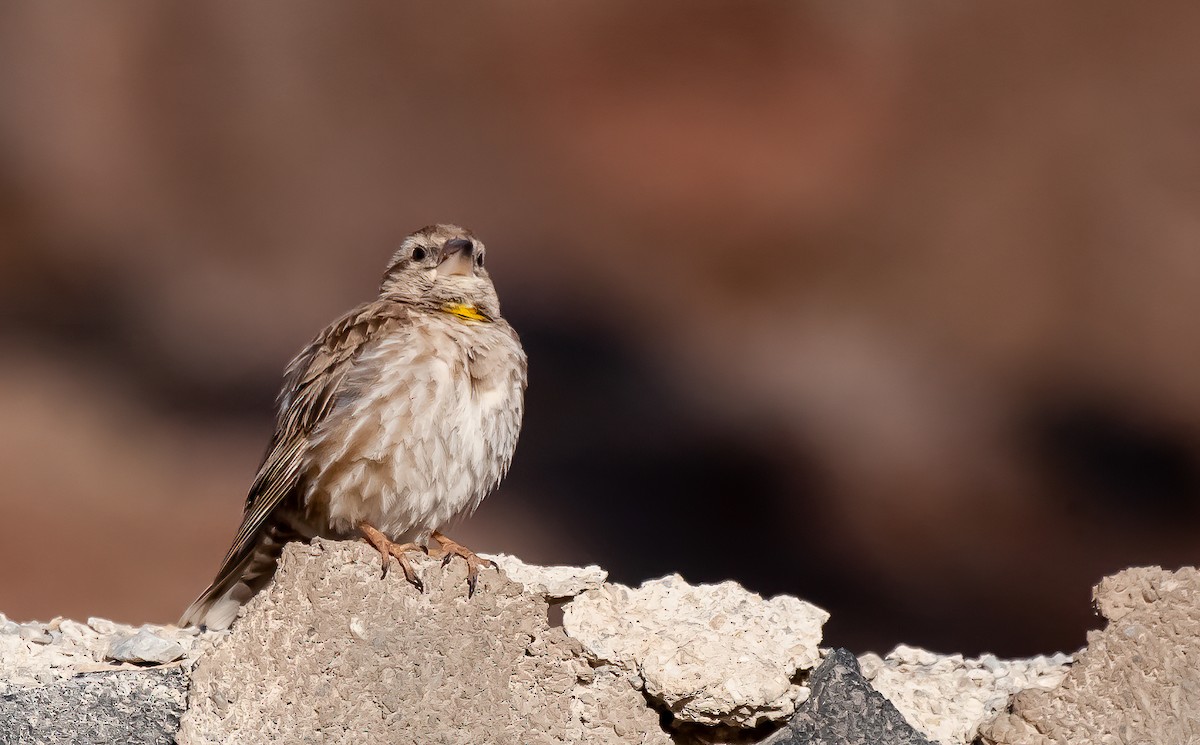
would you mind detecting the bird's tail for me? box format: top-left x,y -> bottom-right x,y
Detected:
179,516 -> 308,630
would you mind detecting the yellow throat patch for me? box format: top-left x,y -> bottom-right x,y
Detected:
442,303 -> 491,322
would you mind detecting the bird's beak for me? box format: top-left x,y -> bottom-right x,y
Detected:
436,238 -> 476,278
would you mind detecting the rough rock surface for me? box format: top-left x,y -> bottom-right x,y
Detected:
0,667 -> 189,745
13,547 -> 1194,744
761,648 -> 933,745
980,566 -> 1200,744
563,573 -> 829,728
482,552 -> 608,598
178,539 -> 671,745
859,645 -> 1071,745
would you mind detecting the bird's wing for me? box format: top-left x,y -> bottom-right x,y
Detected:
190,300 -> 409,607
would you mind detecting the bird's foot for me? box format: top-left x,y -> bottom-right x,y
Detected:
430,530 -> 495,597
359,522 -> 426,592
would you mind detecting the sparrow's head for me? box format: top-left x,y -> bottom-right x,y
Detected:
380,224 -> 500,319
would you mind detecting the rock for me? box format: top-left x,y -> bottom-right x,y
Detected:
0,667 -> 189,745
859,645 -> 1071,744
980,713 -> 1055,745
19,625 -> 52,644
178,538 -> 671,745
0,614 -> 216,695
485,552 -> 608,597
18,548 -> 1196,744
108,629 -> 187,665
979,566 -> 1200,744
562,573 -> 829,728
760,648 -> 934,745
87,617 -> 121,636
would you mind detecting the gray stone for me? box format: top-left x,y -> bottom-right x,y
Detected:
761,648 -> 934,745
107,629 -> 187,665
0,667 -> 189,745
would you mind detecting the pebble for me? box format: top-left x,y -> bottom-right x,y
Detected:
107,629 -> 186,665
87,617 -> 120,635
19,626 -> 53,644
59,620 -> 92,644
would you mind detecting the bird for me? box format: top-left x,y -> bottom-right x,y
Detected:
180,224 -> 527,630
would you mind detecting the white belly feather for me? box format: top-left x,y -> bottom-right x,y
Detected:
299,316 -> 524,542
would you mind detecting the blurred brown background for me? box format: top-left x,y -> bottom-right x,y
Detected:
3,2 -> 1200,657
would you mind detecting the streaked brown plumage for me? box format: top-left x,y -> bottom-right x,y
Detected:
181,225 -> 527,629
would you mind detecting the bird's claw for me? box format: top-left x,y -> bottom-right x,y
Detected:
430,531 -> 494,598
360,522 -> 425,592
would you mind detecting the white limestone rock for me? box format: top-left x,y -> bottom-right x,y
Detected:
484,552 -> 609,597
562,573 -> 829,728
859,644 -> 1072,745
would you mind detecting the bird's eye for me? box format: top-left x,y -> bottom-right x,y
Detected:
412,247 -> 426,261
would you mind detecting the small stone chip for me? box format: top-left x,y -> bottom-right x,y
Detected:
19,625 -> 53,644
107,629 -> 186,665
